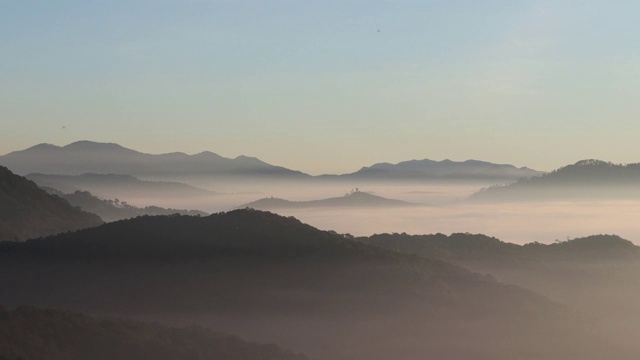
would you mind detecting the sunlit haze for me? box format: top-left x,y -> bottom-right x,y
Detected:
2,1 -> 640,174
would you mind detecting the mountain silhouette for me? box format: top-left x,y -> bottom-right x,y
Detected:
0,141 -> 309,179
0,209 -> 614,360
241,190 -> 421,210
0,165 -> 103,241
321,158 -> 542,182
0,305 -> 309,360
360,232 -> 640,355
469,159 -> 640,201
1,141 -> 545,184
361,232 -> 640,265
27,173 -> 213,201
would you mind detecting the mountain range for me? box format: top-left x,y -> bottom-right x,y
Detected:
322,158 -> 543,182
0,141 -> 308,179
469,159 -> 640,201
0,166 -> 103,241
1,141 -> 541,183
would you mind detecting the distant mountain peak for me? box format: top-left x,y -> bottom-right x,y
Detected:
194,150 -> 223,157
559,234 -> 633,247
65,140 -> 120,148
27,143 -> 60,151
571,159 -> 613,167
63,140 -> 137,152
234,155 -> 266,164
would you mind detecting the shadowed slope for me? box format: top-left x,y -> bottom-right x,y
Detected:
360,232 -> 640,356
0,305 -> 309,360
0,166 -> 102,241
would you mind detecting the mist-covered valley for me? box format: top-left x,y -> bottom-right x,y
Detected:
35,175 -> 640,245
13,143 -> 636,244
3,143 -> 640,359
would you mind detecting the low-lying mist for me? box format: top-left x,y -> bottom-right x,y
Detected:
270,200 -> 640,244
95,179 -> 640,244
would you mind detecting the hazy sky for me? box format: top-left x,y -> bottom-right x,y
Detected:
2,0 -> 639,175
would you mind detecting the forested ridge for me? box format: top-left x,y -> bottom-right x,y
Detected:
0,166 -> 102,241
0,305 -> 310,360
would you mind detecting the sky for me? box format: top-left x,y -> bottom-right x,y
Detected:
1,0 -> 639,175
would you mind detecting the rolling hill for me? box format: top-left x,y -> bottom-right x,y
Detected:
360,232 -> 640,354
241,190 -> 421,210
469,159 -> 640,201
361,232 -> 640,264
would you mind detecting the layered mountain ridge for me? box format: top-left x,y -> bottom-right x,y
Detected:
2,141 -> 541,183
337,158 -> 542,181
470,159 -> 640,201
1,141 -> 307,179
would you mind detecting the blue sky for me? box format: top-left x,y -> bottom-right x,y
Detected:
1,0 -> 639,174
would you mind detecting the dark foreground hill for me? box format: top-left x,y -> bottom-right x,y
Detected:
0,166 -> 102,241
0,210 -> 621,360
241,190 -> 420,210
0,305 -> 309,360
469,159 -> 640,202
360,232 -> 640,354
